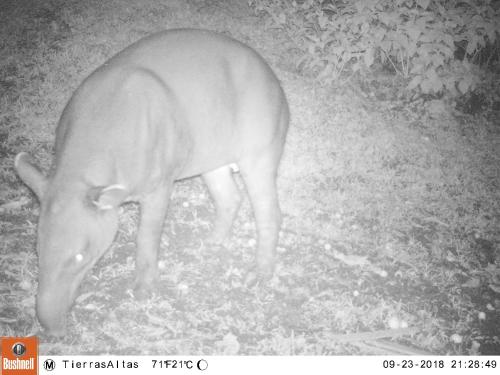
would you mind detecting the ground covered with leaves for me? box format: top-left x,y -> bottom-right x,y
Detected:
0,0 -> 499,354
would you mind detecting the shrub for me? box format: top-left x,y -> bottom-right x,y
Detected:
250,0 -> 500,97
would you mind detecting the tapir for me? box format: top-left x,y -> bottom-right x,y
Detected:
14,28 -> 289,336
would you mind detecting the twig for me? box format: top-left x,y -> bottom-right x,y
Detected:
327,327 -> 419,343
362,339 -> 434,355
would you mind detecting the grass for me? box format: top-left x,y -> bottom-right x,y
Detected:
0,0 -> 499,354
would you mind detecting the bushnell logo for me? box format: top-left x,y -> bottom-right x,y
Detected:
1,337 -> 38,375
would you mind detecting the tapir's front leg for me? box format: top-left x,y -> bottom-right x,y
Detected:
134,184 -> 172,298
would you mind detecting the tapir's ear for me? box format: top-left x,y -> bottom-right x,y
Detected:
88,184 -> 127,210
14,152 -> 48,200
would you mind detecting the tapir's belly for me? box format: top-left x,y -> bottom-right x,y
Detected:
171,108 -> 277,180
176,143 -> 239,181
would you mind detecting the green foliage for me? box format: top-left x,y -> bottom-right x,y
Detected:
249,0 -> 500,96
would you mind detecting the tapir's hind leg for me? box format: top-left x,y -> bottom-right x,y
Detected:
202,165 -> 242,244
238,145 -> 283,278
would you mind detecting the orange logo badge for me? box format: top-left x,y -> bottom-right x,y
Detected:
1,337 -> 38,375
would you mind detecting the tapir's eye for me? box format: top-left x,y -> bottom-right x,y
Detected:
64,250 -> 88,269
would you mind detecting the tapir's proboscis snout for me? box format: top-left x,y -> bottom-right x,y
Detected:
15,28 -> 289,336
36,290 -> 70,337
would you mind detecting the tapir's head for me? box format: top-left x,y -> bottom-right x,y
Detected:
14,152 -> 127,336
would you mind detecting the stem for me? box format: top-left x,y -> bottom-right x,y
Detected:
382,48 -> 403,76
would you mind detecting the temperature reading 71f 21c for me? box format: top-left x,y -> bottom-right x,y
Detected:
151,359 -> 208,370
152,360 -> 192,369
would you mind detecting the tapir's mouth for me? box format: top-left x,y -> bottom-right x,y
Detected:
36,259 -> 93,336
36,281 -> 79,336
37,307 -> 68,336
36,295 -> 69,336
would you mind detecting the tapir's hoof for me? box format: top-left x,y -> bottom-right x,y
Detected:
133,282 -> 156,300
244,270 -> 259,287
257,260 -> 275,278
244,264 -> 275,287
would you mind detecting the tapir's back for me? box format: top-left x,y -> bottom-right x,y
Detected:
60,28 -> 288,180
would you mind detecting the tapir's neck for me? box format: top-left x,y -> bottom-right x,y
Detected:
51,151 -> 123,191
52,80 -> 171,198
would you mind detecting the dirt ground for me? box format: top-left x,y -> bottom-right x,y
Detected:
0,0 -> 499,354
